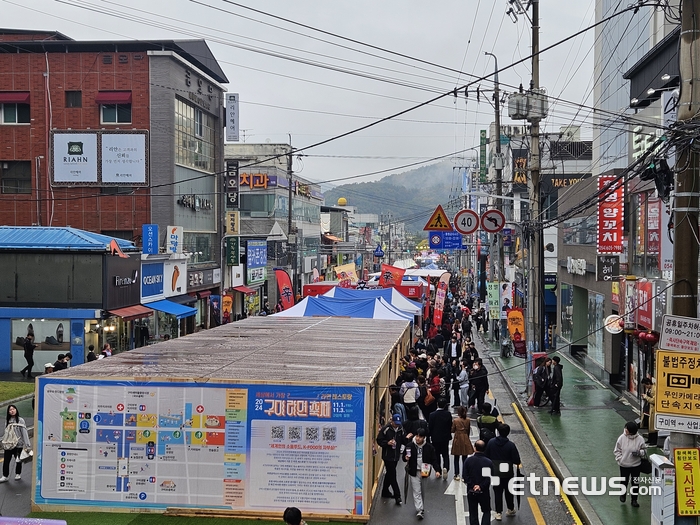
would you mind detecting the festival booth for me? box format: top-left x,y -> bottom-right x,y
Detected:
322,286 -> 422,315
274,296 -> 413,322
33,317 -> 411,521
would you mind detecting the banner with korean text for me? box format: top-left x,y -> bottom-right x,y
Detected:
597,175 -> 624,253
274,269 -> 295,310
432,272 -> 451,327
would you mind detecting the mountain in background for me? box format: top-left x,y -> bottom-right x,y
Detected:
323,161 -> 464,233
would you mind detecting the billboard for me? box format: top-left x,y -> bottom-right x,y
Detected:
246,240 -> 267,286
51,130 -> 148,186
35,379 -> 366,514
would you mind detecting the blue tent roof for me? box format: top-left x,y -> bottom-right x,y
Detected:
0,226 -> 137,251
275,296 -> 413,321
326,286 -> 422,313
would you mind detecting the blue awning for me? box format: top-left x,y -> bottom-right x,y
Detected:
544,289 -> 557,311
144,299 -> 196,319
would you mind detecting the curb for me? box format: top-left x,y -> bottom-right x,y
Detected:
479,336 -> 603,525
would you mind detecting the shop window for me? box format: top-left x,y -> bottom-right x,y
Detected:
100,186 -> 133,195
1,161 -> 31,194
101,104 -> 132,124
1,103 -> 30,124
65,91 -> 82,108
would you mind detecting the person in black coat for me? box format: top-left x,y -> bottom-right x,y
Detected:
428,397 -> 453,478
20,334 -> 37,379
463,439 -> 493,525
376,413 -> 406,504
485,424 -> 522,519
549,356 -> 563,415
468,358 -> 490,411
403,428 -> 441,519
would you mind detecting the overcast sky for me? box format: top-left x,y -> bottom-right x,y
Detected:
3,0 -> 598,187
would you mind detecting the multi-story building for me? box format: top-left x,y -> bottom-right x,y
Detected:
0,28 -> 228,332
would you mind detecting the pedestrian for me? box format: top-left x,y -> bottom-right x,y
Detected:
376,413 -> 405,505
86,345 -> 98,363
532,357 -> 550,407
102,343 -> 112,357
641,378 -> 657,445
20,334 -> 37,379
283,506 -> 307,525
474,309 -> 483,334
44,363 -> 54,374
428,397 -> 453,479
451,406 -> 474,481
463,439 -> 493,525
399,371 -> 421,410
403,428 -> 441,520
468,358 -> 490,412
0,404 -> 31,482
53,354 -> 68,371
613,421 -> 646,508
485,423 -> 521,520
457,361 -> 470,407
476,403 -> 499,445
462,316 -> 473,341
549,356 -> 563,415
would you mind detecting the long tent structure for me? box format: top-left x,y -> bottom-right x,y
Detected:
274,296 -> 414,321
322,286 -> 422,315
34,317 -> 411,520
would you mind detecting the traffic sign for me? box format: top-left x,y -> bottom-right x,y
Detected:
429,231 -> 466,250
453,209 -> 480,235
373,244 -> 385,258
423,204 -> 453,231
481,209 -> 506,233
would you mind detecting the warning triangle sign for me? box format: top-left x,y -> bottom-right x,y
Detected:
423,204 -> 453,231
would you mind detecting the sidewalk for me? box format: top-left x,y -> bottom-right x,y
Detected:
475,333 -> 659,525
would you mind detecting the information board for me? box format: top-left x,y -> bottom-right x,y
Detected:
655,349 -> 700,435
659,314 -> 700,353
36,380 -> 366,514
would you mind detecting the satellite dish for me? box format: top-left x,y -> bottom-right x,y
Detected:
604,314 -> 624,334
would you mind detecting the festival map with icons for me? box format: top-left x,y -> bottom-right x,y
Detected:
37,381 -> 366,514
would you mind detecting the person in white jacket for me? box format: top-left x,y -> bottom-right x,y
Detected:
613,421 -> 646,507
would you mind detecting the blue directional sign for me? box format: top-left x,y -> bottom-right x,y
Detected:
373,244 -> 385,257
429,231 -> 466,250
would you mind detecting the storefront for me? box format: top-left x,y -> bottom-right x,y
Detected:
244,239 -> 267,316
186,266 -> 222,329
140,255 -> 196,340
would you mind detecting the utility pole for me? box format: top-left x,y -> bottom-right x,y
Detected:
287,137 -> 295,295
528,0 -> 544,356
670,0 -> 700,479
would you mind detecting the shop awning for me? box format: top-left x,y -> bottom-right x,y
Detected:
0,92 -> 30,104
95,91 -> 132,104
169,294 -> 197,305
144,299 -> 196,319
108,305 -> 153,321
197,290 -> 211,298
233,285 -> 257,296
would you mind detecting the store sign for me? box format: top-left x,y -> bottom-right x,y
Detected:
479,130 -> 487,183
141,262 -> 164,300
226,237 -> 239,266
566,257 -> 586,275
101,133 -> 147,184
597,175 -> 624,253
103,255 -> 142,309
612,281 -> 620,306
246,240 -> 267,286
647,198 -> 662,254
225,93 -> 239,142
142,224 -> 159,255
167,226 -> 183,254
636,280 -> 654,329
240,172 -> 272,189
596,255 -> 619,282
659,314 -> 700,353
177,194 -> 213,211
163,260 -> 186,297
225,161 -> 239,209
187,268 -> 216,289
52,132 -> 98,183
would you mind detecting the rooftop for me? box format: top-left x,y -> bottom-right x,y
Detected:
0,226 -> 138,252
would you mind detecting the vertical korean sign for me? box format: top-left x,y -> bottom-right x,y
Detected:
479,130 -> 487,183
225,160 -> 239,210
432,272 -> 451,327
226,93 -> 239,142
142,224 -> 159,255
674,448 -> 700,516
596,175 -> 624,253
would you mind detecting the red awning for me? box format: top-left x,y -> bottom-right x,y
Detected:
109,305 -> 153,321
0,92 -> 30,104
197,290 -> 212,299
95,91 -> 132,104
233,285 -> 257,296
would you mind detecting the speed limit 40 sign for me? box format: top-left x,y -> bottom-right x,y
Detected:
453,209 -> 480,235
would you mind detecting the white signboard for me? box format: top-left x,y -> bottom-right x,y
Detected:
656,414 -> 700,435
53,133 -> 98,183
166,226 -> 183,254
659,314 -> 700,353
226,93 -> 239,142
101,133 -> 147,184
163,260 -> 186,298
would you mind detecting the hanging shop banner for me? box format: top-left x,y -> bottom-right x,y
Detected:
507,308 -> 527,358
636,280 -> 654,330
35,379 -> 366,515
486,283 -> 500,321
225,93 -> 240,142
432,272 -> 451,327
622,278 -> 637,330
647,198 -> 662,255
379,264 -> 406,288
142,224 -> 159,255
674,448 -> 700,515
596,175 -> 624,253
274,268 -> 295,310
479,130 -> 487,183
246,240 -> 268,286
500,282 -> 512,319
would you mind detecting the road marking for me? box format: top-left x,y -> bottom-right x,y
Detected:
512,402 -> 584,525
528,496 -> 546,525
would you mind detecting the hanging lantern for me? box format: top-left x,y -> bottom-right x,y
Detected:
646,331 -> 659,344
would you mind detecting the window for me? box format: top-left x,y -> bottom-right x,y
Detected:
100,186 -> 133,195
195,108 -> 203,137
101,104 -> 132,124
65,91 -> 82,108
1,161 -> 31,194
175,98 -> 215,172
1,104 -> 30,124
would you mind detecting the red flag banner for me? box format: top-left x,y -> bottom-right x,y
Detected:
432,272 -> 451,327
274,268 -> 295,310
379,264 -> 406,287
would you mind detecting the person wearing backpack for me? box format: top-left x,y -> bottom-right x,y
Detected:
1,404 -> 31,482
477,403 -> 499,446
485,424 -> 522,520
